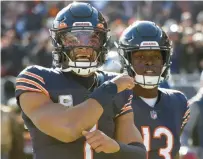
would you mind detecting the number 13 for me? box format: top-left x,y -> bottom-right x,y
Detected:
141,126 -> 174,159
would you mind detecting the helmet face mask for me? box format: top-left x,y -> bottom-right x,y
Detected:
50,2 -> 109,76
119,21 -> 172,89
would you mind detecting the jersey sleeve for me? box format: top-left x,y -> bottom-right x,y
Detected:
177,92 -> 190,130
15,66 -> 49,99
98,71 -> 133,118
180,102 -> 199,146
113,90 -> 133,119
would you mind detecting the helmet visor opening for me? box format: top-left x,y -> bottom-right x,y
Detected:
58,30 -> 101,49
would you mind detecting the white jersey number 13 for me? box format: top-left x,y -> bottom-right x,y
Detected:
141,126 -> 174,159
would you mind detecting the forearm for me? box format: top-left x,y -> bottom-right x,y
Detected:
110,142 -> 146,159
32,99 -> 103,142
111,110 -> 146,158
114,113 -> 143,144
21,81 -> 118,142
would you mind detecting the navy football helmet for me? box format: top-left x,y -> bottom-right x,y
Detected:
50,2 -> 109,75
118,21 -> 172,88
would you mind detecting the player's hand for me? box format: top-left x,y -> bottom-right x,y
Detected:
111,74 -> 134,93
82,130 -> 120,153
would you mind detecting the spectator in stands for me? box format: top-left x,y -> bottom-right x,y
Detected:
1,103 -> 25,159
1,105 -> 12,159
1,29 -> 26,77
1,1 -> 203,75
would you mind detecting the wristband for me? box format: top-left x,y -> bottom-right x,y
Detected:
89,81 -> 117,111
110,142 -> 146,159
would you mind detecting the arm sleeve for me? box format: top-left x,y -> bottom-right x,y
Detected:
180,103 -> 199,146
15,66 -> 49,100
109,142 -> 147,159
113,90 -> 133,119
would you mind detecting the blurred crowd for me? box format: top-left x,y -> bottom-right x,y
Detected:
1,1 -> 203,77
1,1 -> 203,159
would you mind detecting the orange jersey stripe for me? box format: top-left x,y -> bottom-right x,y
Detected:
183,118 -> 189,125
120,106 -> 132,114
24,72 -> 45,84
121,104 -> 132,111
183,113 -> 190,120
183,114 -> 190,122
124,100 -> 132,107
181,116 -> 190,129
115,106 -> 132,118
183,109 -> 190,118
16,78 -> 49,97
128,95 -> 133,100
16,85 -> 42,93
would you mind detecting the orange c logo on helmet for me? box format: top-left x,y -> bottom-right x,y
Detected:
97,23 -> 104,29
58,22 -> 68,29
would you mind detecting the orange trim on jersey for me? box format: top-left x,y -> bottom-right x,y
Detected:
183,113 -> 190,120
24,71 -> 45,84
182,119 -> 188,126
114,114 -> 120,118
120,106 -> 132,113
121,98 -> 133,109
83,124 -> 98,159
183,109 -> 190,118
185,114 -> 190,120
16,85 -> 42,93
124,100 -> 132,107
115,106 -> 132,118
181,115 -> 190,129
16,78 -> 49,97
182,113 -> 190,127
128,94 -> 133,100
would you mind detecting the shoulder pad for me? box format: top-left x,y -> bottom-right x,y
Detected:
15,65 -> 51,98
159,88 -> 188,103
159,88 -> 189,129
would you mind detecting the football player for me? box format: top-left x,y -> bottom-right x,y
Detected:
15,2 -> 146,159
118,21 -> 190,159
180,87 -> 203,158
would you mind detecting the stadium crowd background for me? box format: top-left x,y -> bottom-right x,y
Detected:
1,1 -> 203,159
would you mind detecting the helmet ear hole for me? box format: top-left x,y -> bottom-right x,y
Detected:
161,66 -> 170,80
161,51 -> 167,64
161,50 -> 171,65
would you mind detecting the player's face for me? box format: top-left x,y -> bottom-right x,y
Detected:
60,30 -> 100,62
131,50 -> 163,76
69,48 -> 97,62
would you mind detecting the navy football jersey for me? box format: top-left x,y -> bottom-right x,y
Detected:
131,88 -> 189,159
15,65 -> 133,159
